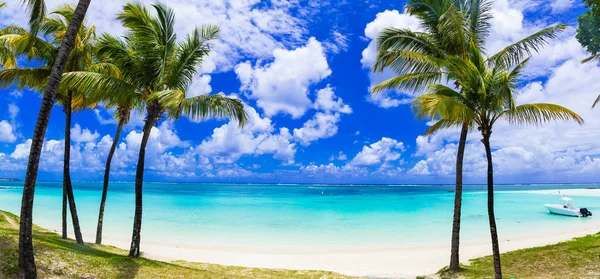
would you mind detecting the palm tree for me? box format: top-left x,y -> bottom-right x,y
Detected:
60,2 -> 248,258
413,44 -> 584,278
0,5 -> 103,247
95,96 -> 136,244
371,0 -> 566,271
8,0 -> 92,277
372,1 -> 492,270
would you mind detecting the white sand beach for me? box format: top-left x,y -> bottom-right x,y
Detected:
94,218 -> 600,278
42,188 -> 600,278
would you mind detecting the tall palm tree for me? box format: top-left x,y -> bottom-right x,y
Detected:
0,5 -> 102,246
61,2 -> 248,258
10,0 -> 92,277
95,94 -> 136,244
373,1 -> 491,270
413,44 -> 584,279
371,0 -> 566,271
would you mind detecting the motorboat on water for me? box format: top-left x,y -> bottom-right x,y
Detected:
544,197 -> 592,217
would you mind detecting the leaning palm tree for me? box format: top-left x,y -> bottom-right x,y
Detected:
13,0 -> 91,276
95,90 -> 137,245
413,44 -> 584,279
0,5 -> 102,246
371,0 -> 567,271
60,2 -> 248,258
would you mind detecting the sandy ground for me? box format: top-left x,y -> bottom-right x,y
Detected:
60,188 -> 600,279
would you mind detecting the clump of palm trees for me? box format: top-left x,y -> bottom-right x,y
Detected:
372,0 -> 584,278
0,1 -> 247,277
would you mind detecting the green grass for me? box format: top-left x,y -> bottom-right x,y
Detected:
437,233 -> 600,279
0,210 -> 357,279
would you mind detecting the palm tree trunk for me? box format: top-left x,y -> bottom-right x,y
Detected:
449,122 -> 468,271
63,91 -> 84,245
95,118 -> 125,244
128,108 -> 158,258
482,133 -> 502,279
62,181 -> 67,239
18,1 -> 91,277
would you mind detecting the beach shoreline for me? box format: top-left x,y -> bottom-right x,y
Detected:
58,218 -> 600,279
5,187 -> 600,278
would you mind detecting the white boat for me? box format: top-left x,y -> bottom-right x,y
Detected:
544,197 -> 592,217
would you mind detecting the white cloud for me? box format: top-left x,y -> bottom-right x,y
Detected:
361,9 -> 422,108
0,120 -> 16,143
293,112 -> 342,146
337,151 -> 347,161
187,74 -> 212,98
550,0 -> 573,13
8,103 -> 18,120
70,124 -> 100,143
235,37 -> 331,118
92,107 -> 118,125
314,86 -> 352,114
196,103 -> 297,164
350,137 -> 405,166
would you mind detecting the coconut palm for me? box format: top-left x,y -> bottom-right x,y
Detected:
10,0 -> 92,276
60,2 -> 248,257
371,0 -> 567,271
372,1 -> 491,270
0,5 -> 103,247
412,44 -> 584,278
94,90 -> 137,245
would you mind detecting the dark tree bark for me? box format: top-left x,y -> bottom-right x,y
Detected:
63,91 -> 84,245
482,132 -> 502,279
449,122 -> 468,271
18,1 -> 91,277
62,179 -> 67,239
96,118 -> 125,244
129,105 -> 159,258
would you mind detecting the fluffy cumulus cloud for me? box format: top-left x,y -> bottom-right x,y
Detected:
196,103 -> 297,164
235,38 -> 331,118
361,9 -> 422,108
350,137 -> 405,166
0,120 -> 16,143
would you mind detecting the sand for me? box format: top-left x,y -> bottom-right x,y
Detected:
66,188 -> 600,278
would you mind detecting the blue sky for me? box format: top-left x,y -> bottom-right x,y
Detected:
0,0 -> 598,184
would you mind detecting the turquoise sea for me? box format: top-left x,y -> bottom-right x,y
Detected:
0,182 -> 599,251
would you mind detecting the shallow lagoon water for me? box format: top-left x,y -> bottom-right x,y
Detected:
1,182 -> 599,251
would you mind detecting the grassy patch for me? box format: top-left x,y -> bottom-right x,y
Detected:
0,210 -> 356,279
437,233 -> 600,279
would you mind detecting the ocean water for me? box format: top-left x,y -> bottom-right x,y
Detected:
0,181 -> 599,251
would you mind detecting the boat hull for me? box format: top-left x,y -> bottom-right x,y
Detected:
544,204 -> 582,217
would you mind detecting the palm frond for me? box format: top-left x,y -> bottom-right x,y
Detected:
171,94 -> 248,127
60,71 -> 136,104
165,25 -> 219,90
425,118 -> 466,135
582,53 -> 600,64
488,24 -> 567,69
0,46 -> 17,68
20,0 -> 46,39
593,94 -> 600,108
504,103 -> 584,126
374,28 -> 442,72
374,49 -> 444,75
371,71 -> 442,94
412,93 -> 475,122
0,67 -> 49,90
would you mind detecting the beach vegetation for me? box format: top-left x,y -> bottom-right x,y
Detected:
371,0 -> 494,269
412,41 -> 584,278
60,2 -> 249,258
0,0 -> 94,277
0,210 -> 355,279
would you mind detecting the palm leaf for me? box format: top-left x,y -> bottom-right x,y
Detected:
581,53 -> 600,64
504,103 -> 584,126
488,24 -> 567,69
371,71 -> 442,94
